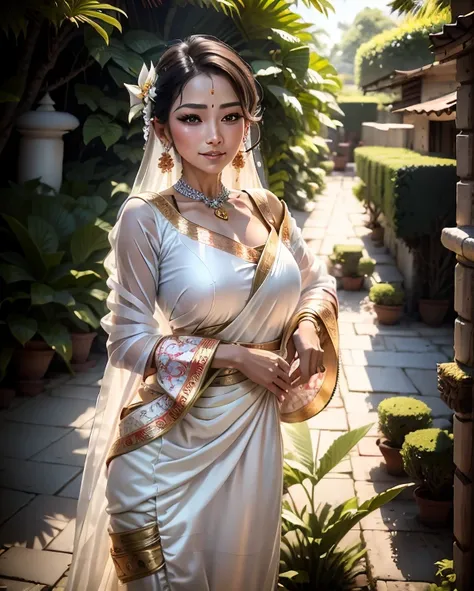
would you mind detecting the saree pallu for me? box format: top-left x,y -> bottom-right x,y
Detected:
66,190 -> 338,591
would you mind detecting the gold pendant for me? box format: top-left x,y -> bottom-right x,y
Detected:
214,207 -> 228,221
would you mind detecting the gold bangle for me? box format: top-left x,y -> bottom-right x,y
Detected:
298,316 -> 321,335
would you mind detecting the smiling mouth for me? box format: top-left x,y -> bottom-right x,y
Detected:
200,152 -> 225,156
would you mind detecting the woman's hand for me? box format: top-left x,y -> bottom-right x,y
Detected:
288,320 -> 325,388
236,348 -> 292,403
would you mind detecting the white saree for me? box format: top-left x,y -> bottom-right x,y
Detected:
67,188 -> 338,591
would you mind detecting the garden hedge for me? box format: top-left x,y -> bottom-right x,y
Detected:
355,14 -> 448,88
354,146 -> 456,244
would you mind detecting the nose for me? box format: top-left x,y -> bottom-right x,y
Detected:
206,120 -> 223,146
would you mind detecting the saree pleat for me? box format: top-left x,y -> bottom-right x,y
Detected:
67,190 -> 338,591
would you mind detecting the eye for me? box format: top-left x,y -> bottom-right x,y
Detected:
223,113 -> 243,122
177,114 -> 201,124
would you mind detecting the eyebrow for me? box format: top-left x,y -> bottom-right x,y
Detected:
174,101 -> 241,112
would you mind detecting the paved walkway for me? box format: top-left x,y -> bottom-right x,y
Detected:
0,172 -> 453,590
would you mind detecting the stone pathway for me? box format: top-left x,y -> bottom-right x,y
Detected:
0,172 -> 453,589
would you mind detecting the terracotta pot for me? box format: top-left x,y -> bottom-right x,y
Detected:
0,386 -> 16,409
371,226 -> 384,245
71,332 -> 97,371
419,299 -> 449,327
374,304 -> 404,326
333,155 -> 347,172
13,341 -> 54,396
341,276 -> 364,291
413,485 -> 453,528
377,438 -> 405,476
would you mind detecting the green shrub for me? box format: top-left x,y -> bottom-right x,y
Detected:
352,179 -> 366,204
320,160 -> 335,174
358,257 -> 375,277
332,244 -> 363,277
355,13 -> 448,88
354,146 -> 456,299
369,283 -> 405,306
401,428 -> 454,499
378,397 -> 433,447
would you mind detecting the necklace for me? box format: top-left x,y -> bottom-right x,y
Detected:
173,177 -> 231,221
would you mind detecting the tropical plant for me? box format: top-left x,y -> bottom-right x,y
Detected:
401,428 -> 454,500
378,396 -> 432,448
0,0 -> 127,157
429,559 -> 456,591
389,0 -> 450,16
0,180 -> 111,365
369,284 -> 405,307
280,422 -> 410,590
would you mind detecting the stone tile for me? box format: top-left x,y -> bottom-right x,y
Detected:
354,225 -> 372,238
354,324 -> 420,337
355,480 -> 416,504
32,429 -> 91,467
340,349 -> 353,365
302,226 -> 325,240
364,530 -> 452,582
347,413 -> 379,436
416,396 -> 451,418
0,579 -> 44,591
307,408 -> 348,431
49,385 -> 100,401
338,322 -> 356,336
373,265 -> 403,284
405,369 -> 438,397
57,472 -> 83,499
360,499 -> 445,533
0,458 -> 81,495
47,518 -> 75,553
16,495 -> 77,522
287,479 -> 355,511
441,345 -> 454,358
415,326 -> 453,338
53,575 -> 69,590
377,583 -> 431,591
317,431 -> 352,473
384,337 -> 436,353
306,239 -> 322,253
339,312 -> 377,324
344,392 -> 394,414
344,366 -> 418,394
327,396 -> 344,409
0,421 -> 71,460
358,436 -> 381,457
0,489 -> 34,526
431,335 -> 454,345
349,351 -> 445,370
351,456 -> 413,485
0,547 -> 71,586
6,395 -> 95,428
337,335 -> 386,351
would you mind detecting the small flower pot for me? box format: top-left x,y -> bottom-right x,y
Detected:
0,386 -> 16,409
71,332 -> 97,372
413,485 -> 453,528
377,438 -> 405,476
419,299 -> 449,327
333,155 -> 347,172
341,276 -> 364,291
13,340 -> 55,396
374,304 -> 404,326
371,226 -> 384,245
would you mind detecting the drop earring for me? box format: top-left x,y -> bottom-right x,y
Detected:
158,143 -> 174,173
232,133 -> 248,183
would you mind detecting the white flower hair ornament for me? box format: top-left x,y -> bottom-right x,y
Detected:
124,63 -> 158,143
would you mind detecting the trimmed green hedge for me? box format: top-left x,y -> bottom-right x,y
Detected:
354,147 -> 456,242
355,14 -> 447,88
337,100 -> 378,136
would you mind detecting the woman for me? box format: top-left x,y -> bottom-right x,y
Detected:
67,35 -> 339,591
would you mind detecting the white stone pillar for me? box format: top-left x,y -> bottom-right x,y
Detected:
16,94 -> 79,191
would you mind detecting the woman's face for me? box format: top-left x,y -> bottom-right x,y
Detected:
158,73 -> 247,174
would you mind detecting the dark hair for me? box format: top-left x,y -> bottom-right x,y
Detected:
153,35 -> 263,136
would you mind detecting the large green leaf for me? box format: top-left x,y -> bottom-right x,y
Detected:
83,114 -> 122,149
123,30 -> 165,54
7,314 -> 37,346
283,46 -> 310,81
31,201 -> 76,240
267,86 -> 303,117
99,96 -> 128,118
283,422 -> 315,474
76,196 -> 107,216
281,509 -> 311,534
28,216 -> 59,254
75,84 -> 104,111
1,215 -> 46,277
317,425 -> 373,482
37,321 -> 72,365
73,302 -> 101,329
70,224 -> 110,264
31,283 -> 55,306
0,264 -> 35,284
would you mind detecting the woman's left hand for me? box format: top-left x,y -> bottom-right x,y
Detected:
288,320 -> 325,388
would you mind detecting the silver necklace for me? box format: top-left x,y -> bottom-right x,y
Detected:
173,177 -> 231,221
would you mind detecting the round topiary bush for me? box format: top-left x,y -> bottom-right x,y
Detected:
378,396 -> 432,448
401,428 -> 454,500
369,283 -> 405,307
358,257 -> 376,278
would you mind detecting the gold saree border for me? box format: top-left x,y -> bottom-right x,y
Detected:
110,522 -> 165,584
147,192 -> 262,263
107,338 -> 219,465
280,299 -> 340,423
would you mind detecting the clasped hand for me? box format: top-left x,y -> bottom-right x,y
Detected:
237,322 -> 324,402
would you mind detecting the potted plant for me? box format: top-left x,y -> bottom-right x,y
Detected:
371,223 -> 384,245
377,397 -> 433,476
333,244 -> 375,291
369,283 -> 405,325
333,151 -> 347,172
401,428 -> 454,527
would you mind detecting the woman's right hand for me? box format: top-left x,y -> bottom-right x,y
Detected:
237,348 -> 292,402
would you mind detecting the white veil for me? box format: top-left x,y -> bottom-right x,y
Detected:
67,127 -> 266,590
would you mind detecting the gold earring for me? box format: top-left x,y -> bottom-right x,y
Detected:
158,143 -> 174,173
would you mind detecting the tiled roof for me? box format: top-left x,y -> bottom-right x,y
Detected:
393,90 -> 457,116
430,11 -> 474,61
